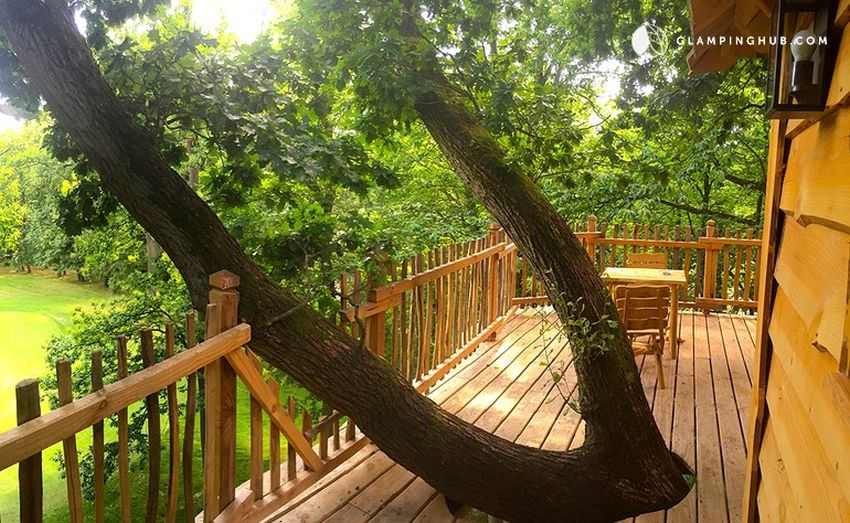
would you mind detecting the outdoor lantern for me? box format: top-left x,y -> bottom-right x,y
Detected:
765,0 -> 837,119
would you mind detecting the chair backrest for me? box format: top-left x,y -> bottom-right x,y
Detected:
626,252 -> 667,269
614,285 -> 671,332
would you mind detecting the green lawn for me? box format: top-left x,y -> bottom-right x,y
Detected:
0,267 -> 113,521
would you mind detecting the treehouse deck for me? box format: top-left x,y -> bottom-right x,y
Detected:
266,307 -> 756,523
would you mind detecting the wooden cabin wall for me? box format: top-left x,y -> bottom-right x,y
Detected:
744,8 -> 850,521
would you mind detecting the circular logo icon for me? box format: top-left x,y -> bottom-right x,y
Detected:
631,22 -> 668,58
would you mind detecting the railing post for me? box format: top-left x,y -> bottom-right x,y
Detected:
17,378 -> 42,523
204,270 -> 239,519
586,215 -> 597,262
366,252 -> 388,357
702,220 -> 717,314
487,224 -> 501,339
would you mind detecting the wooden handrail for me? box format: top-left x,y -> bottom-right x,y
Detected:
368,241 -> 506,302
0,324 -> 251,471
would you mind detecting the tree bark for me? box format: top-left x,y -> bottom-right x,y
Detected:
0,1 -> 689,521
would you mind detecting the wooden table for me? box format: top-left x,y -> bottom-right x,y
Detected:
601,267 -> 687,358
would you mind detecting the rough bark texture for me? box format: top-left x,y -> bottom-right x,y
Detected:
0,1 -> 689,521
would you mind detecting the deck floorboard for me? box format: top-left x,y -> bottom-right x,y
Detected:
269,308 -> 755,523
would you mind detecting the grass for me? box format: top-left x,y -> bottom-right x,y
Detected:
0,266 -> 113,521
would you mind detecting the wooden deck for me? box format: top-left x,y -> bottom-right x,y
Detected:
268,307 -> 756,523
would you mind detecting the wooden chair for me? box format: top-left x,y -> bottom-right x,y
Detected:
614,285 -> 670,389
626,252 -> 667,269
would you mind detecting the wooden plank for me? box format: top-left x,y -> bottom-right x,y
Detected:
370,479 -> 439,523
706,315 -> 746,522
208,283 -> 239,511
268,379 -> 281,492
164,323 -> 180,523
222,437 -> 374,523
339,294 -> 402,323
279,452 -> 396,521
692,314 -> 727,521
250,389 -> 264,501
141,329 -> 162,523
768,290 -> 850,505
732,316 -> 757,383
411,494 -> 454,522
773,218 -> 848,360
742,117 -> 794,523
56,359 -> 84,523
16,378 -> 42,523
717,314 -> 753,447
756,424 -> 800,522
477,328 -> 565,421
116,336 -> 132,523
782,106 -> 850,233
667,313 -> 697,522
287,397 -> 297,481
204,304 -> 224,522
183,312 -> 198,523
348,465 -> 417,515
483,336 -> 572,441
459,325 -> 565,427
765,353 -> 850,521
427,312 -> 542,406
91,350 -> 105,523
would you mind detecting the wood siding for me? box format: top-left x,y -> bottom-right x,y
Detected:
746,9 -> 850,520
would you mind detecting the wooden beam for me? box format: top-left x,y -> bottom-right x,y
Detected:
339,294 -> 401,322
224,349 -> 324,471
742,119 -> 788,522
0,324 -> 250,471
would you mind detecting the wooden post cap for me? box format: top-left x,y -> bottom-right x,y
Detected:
16,378 -> 39,391
209,270 -> 240,290
488,222 -> 500,232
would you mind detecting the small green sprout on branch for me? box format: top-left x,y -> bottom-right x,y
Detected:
536,293 -> 619,414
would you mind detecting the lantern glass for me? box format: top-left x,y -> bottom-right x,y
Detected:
765,0 -> 835,119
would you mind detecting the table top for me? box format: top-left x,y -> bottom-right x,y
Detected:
601,267 -> 687,285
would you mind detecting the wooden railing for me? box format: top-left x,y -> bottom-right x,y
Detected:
2,217 -> 759,522
513,217 -> 761,312
1,271 -> 369,523
338,224 -> 519,393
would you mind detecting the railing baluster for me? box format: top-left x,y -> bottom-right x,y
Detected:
141,328 -> 162,523
744,228 -> 754,301
165,322 -> 180,523
183,312 -> 198,523
16,378 -> 42,523
391,260 -> 401,369
722,227 -> 732,302
250,383 -> 263,500
56,358 -> 83,523
734,229 -> 744,301
268,379 -> 281,491
116,335 -> 132,523
287,396 -> 297,480
91,350 -> 105,523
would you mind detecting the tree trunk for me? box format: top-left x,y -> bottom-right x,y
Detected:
0,1 -> 689,521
